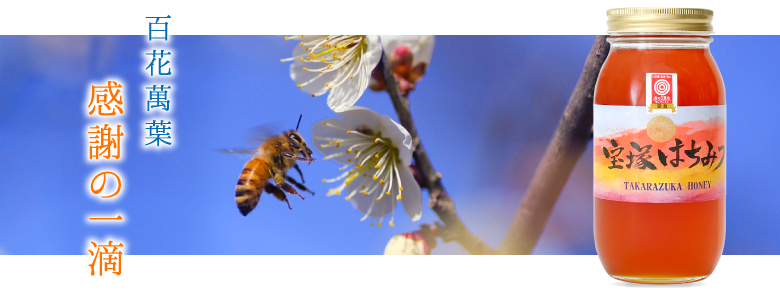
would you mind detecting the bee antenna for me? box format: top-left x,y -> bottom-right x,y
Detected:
296,114 -> 303,131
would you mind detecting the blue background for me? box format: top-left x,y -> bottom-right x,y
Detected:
0,36 -> 777,254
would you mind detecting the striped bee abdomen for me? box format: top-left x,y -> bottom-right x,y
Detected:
235,157 -> 272,216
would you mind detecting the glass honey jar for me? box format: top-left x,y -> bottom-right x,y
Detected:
593,7 -> 726,284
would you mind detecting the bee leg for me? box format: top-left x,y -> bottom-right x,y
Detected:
292,164 -> 306,183
264,184 -> 292,210
274,172 -> 305,200
280,183 -> 305,200
285,176 -> 315,196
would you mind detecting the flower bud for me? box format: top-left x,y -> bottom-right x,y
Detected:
390,45 -> 414,76
384,230 -> 430,255
370,35 -> 435,95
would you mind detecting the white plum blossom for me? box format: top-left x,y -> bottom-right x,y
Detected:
311,106 -> 422,226
282,35 -> 382,113
384,231 -> 431,255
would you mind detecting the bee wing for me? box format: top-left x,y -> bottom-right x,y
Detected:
217,149 -> 263,159
245,122 -> 284,147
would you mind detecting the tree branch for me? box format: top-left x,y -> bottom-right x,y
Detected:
379,52 -> 497,255
381,35 -> 608,255
498,35 -> 610,254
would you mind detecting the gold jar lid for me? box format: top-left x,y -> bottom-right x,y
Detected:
607,7 -> 713,33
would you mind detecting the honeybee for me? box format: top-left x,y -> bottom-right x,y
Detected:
221,115 -> 315,216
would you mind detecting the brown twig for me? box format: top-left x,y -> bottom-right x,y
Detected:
498,35 -> 610,254
379,52 -> 497,255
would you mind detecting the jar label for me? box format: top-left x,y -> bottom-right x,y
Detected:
594,105 -> 726,203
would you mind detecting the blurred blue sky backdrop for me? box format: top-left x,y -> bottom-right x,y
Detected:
0,36 -> 777,254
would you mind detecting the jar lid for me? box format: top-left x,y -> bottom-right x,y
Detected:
607,7 -> 713,33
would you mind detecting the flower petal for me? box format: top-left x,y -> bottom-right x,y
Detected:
311,118 -> 359,165
326,62 -> 369,112
298,35 -> 325,42
290,44 -> 337,95
348,176 -> 395,219
414,35 -> 435,65
378,115 -> 413,166
336,106 -> 382,130
365,35 -> 383,70
398,164 -> 422,221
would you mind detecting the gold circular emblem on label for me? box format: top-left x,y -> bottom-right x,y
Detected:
646,116 -> 676,143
